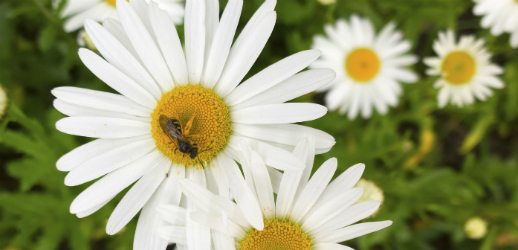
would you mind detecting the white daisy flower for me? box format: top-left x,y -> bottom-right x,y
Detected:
311,15 -> 418,119
52,0 -> 335,249
169,139 -> 392,249
425,31 -> 504,108
473,0 -> 518,48
58,0 -> 184,32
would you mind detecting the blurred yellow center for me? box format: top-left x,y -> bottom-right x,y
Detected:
345,48 -> 381,83
239,218 -> 313,250
441,51 -> 476,85
105,0 -> 117,7
151,85 -> 232,168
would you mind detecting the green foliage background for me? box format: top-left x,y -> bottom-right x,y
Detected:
0,0 -> 517,249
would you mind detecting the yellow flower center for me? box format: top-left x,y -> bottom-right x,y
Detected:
345,48 -> 381,83
151,85 -> 232,168
238,218 -> 313,250
105,0 -> 117,7
441,51 -> 476,85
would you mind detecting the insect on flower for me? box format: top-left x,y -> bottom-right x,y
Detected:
159,115 -> 199,159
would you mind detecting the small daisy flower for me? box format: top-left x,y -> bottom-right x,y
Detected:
425,31 -> 504,108
52,0 -> 335,249
311,15 -> 418,119
169,139 -> 391,249
473,0 -> 518,48
58,0 -> 184,32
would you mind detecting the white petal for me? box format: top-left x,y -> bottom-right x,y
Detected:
221,155 -> 264,230
235,69 -> 336,108
53,99 -> 148,121
69,150 -> 162,215
178,179 -> 236,216
78,48 -> 157,108
204,0 -> 220,46
290,158 -> 336,221
84,20 -> 162,98
52,87 -> 151,117
319,163 -> 365,204
157,226 -> 187,245
184,0 -> 206,83
317,221 -> 392,243
233,103 -> 327,125
56,116 -> 149,139
102,18 -> 138,57
238,139 -> 302,171
215,11 -> 277,96
158,204 -> 186,225
186,210 -> 212,250
57,137 -> 144,172
148,3 -> 189,84
64,3 -> 113,32
234,123 -> 335,154
247,151 -> 275,217
135,164 -> 184,250
106,160 -> 167,235
275,139 -> 308,217
202,0 -> 243,87
61,0 -> 98,17
75,198 -> 111,218
316,201 -> 382,236
64,137 -> 155,186
117,0 -> 174,91
303,188 -> 364,233
212,231 -> 236,250
226,50 -> 322,105
188,211 -> 245,239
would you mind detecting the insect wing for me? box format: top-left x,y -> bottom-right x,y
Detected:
159,115 -> 183,141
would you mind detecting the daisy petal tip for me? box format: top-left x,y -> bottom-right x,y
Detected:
50,88 -> 61,97
254,219 -> 265,231
356,162 -> 366,169
55,158 -> 68,172
63,173 -> 79,187
381,220 -> 393,228
105,226 -> 117,236
69,200 -> 81,214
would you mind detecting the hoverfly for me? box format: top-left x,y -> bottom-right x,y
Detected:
159,115 -> 198,159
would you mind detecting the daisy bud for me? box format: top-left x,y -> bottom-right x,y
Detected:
465,217 -> 488,240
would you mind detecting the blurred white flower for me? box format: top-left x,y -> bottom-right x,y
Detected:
311,15 -> 417,120
318,0 -> 336,5
0,85 -> 7,119
57,0 -> 184,32
473,0 -> 518,48
425,31 -> 504,108
464,217 -> 488,240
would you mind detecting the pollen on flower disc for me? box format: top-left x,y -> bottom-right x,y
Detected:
238,218 -> 313,250
441,51 -> 477,85
345,48 -> 381,83
151,85 -> 232,168
105,0 -> 117,7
